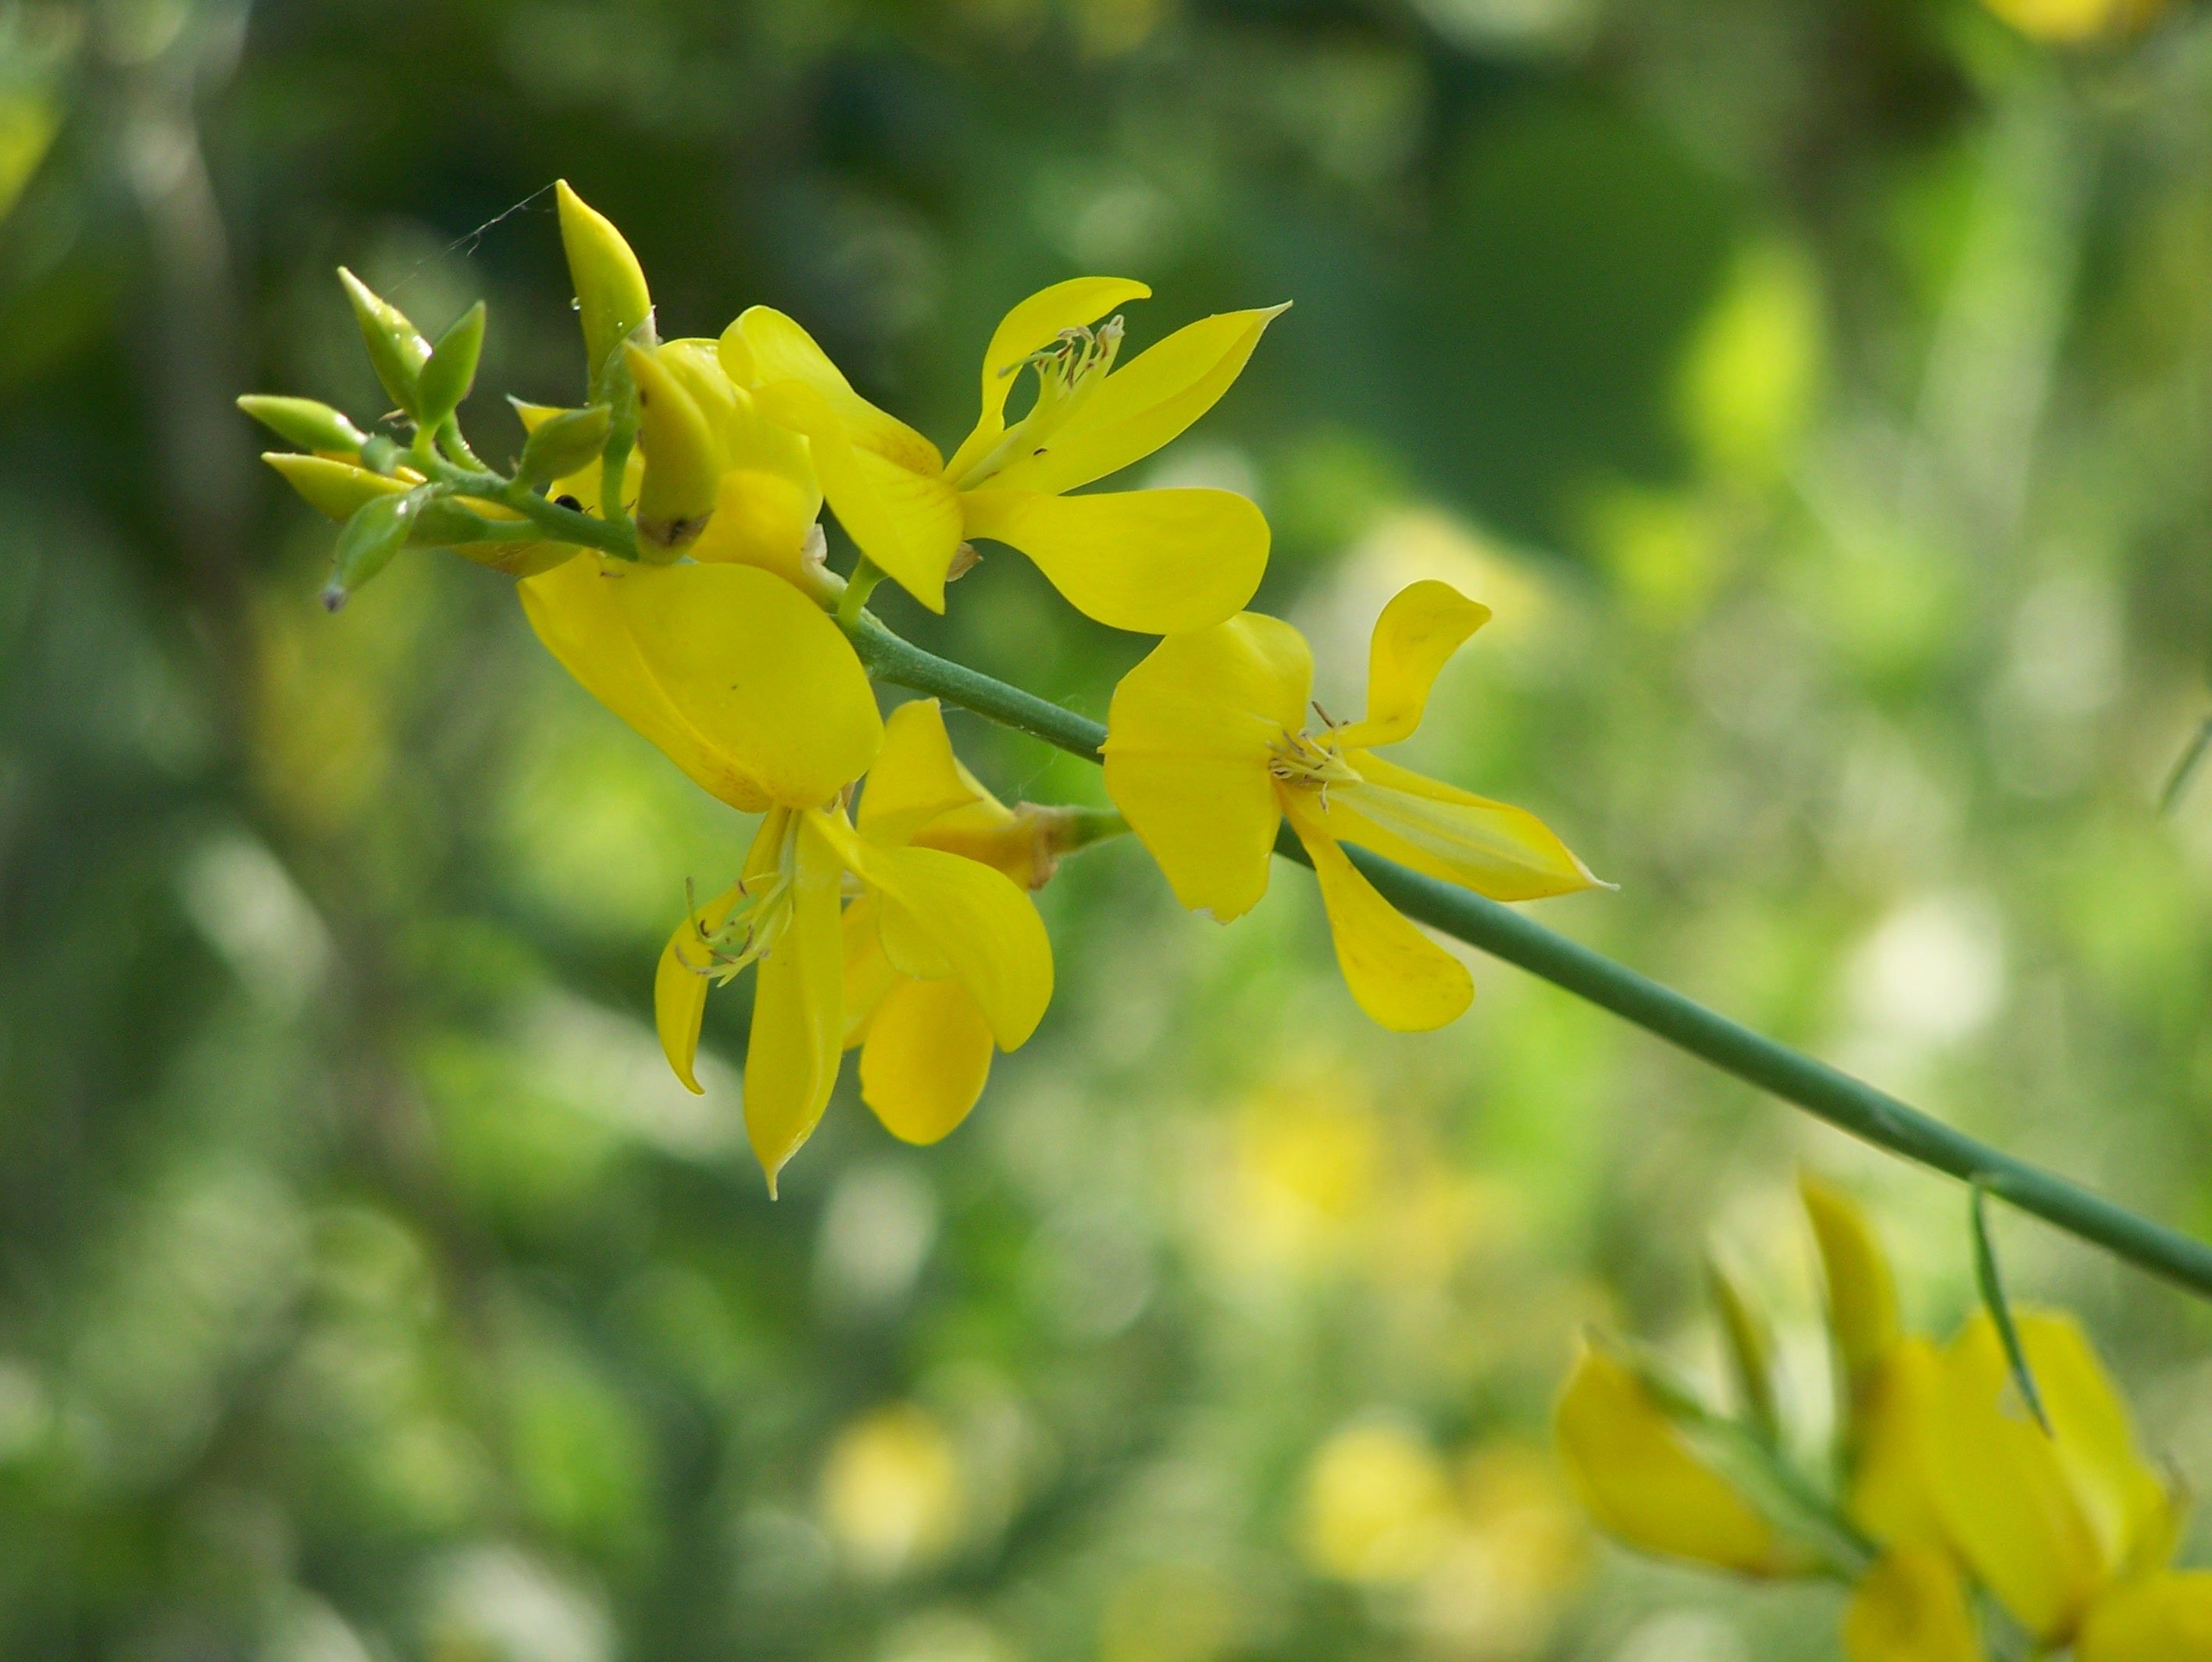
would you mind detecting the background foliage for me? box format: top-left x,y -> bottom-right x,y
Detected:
5,0 -> 2212,1657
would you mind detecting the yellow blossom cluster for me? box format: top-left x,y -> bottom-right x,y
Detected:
1557,1176 -> 2212,1660
242,180 -> 1597,1190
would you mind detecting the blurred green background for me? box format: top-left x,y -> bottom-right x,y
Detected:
5,0 -> 2212,1657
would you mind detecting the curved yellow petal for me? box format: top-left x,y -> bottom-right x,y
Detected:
1803,1173 -> 1904,1393
687,466 -> 823,587
725,305 -> 943,474
655,880 -> 747,1093
743,815 -> 848,1193
944,276 -> 1153,483
1554,1342 -> 1789,1575
1925,1312 -> 2167,1642
1847,1338 -> 1950,1551
1286,801 -> 1471,1031
1101,613 -> 1311,921
859,698 -> 1001,846
1843,1550 -> 1988,1662
818,821 -> 1053,1050
627,342 -> 724,550
858,974 -> 997,1145
753,379 -> 962,612
2078,1574 -> 2212,1662
519,555 -> 882,810
987,304 -> 1288,496
1322,752 -> 1599,901
959,487 -> 1268,634
840,896 -> 898,1049
1333,580 -> 1490,749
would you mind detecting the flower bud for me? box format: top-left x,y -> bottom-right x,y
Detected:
416,300 -> 486,425
263,453 -> 412,521
627,342 -> 722,551
237,394 -> 366,458
516,402 -> 612,486
556,180 -> 653,391
324,487 -> 423,610
337,267 -> 430,416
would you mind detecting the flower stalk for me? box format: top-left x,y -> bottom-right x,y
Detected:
841,610 -> 2212,1304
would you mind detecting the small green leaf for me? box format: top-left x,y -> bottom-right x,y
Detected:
1707,1255 -> 1782,1445
236,394 -> 367,457
2160,713 -> 2212,815
324,487 -> 422,610
517,403 -> 612,485
337,267 -> 430,419
416,301 -> 486,426
1971,1183 -> 2053,1437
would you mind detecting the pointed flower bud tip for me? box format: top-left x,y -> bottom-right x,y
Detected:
555,180 -> 653,388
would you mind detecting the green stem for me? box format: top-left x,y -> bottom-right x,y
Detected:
840,611 -> 2212,1303
412,453 -> 639,560
837,556 -> 886,627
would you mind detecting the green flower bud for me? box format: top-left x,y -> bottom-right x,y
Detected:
516,402 -> 612,485
263,452 -> 412,521
1706,1257 -> 1781,1444
237,394 -> 367,457
556,180 -> 653,393
325,487 -> 423,610
337,267 -> 430,417
416,300 -> 486,425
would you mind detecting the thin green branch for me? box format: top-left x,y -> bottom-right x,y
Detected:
840,610 -> 2212,1304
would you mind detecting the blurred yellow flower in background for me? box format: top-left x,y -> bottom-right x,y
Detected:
1297,1420 -> 1458,1585
1978,0 -> 2165,41
820,1403 -> 965,1579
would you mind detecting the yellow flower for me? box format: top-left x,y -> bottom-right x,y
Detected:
837,699 -> 1060,1144
1978,0 -> 2164,43
517,553 -> 879,816
1842,1548 -> 1985,1662
723,278 -> 1281,626
1553,1342 -> 1794,1577
1919,1309 -> 2178,1648
1101,580 -> 1598,1030
629,698 -> 1054,1187
2078,1572 -> 2212,1661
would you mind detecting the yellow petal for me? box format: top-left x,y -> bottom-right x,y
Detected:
1847,1338 -> 1951,1551
959,487 -> 1268,633
2078,1574 -> 2212,1662
753,378 -> 963,612
655,879 -> 747,1094
1554,1342 -> 1788,1575
860,699 -> 1001,846
816,820 -> 1053,1050
858,974 -> 997,1144
725,305 -> 943,474
1843,1550 -> 1989,1662
1333,580 -> 1491,749
840,896 -> 898,1049
519,555 -> 881,810
1286,801 -> 1472,1031
986,304 -> 1288,496
743,815 -> 848,1193
944,276 -> 1153,483
1101,613 -> 1311,921
627,342 -> 725,550
1803,1173 -> 1903,1393
1322,751 -> 1599,902
687,465 -> 824,587
1924,1311 -> 2167,1642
